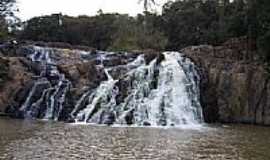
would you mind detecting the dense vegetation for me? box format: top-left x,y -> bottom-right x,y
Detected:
1,0 -> 270,62
18,12 -> 167,51
163,0 -> 269,57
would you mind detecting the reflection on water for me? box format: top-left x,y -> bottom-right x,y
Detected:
0,118 -> 270,160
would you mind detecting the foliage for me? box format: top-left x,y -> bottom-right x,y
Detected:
20,13 -> 117,50
109,12 -> 167,51
0,17 -> 8,41
19,12 -> 167,51
20,14 -> 64,42
161,0 -> 270,62
0,0 -> 18,41
161,0 -> 251,50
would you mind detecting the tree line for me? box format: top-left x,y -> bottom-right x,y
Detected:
1,0 -> 270,61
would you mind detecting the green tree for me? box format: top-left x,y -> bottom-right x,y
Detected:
20,14 -> 64,42
162,0 -> 219,49
0,0 -> 17,41
0,17 -> 8,41
109,13 -> 167,51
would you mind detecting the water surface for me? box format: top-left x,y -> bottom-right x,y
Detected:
0,118 -> 269,160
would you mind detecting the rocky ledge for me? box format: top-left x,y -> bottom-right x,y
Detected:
182,37 -> 270,125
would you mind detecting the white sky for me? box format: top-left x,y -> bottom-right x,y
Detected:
17,0 -> 167,21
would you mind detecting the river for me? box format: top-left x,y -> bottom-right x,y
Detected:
0,117 -> 269,160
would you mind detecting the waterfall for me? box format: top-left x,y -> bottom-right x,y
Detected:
19,46 -> 71,120
18,45 -> 203,126
73,52 -> 203,126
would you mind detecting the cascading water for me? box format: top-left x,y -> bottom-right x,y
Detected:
17,45 -> 203,126
73,52 -> 203,126
18,46 -> 71,120
73,53 -> 119,124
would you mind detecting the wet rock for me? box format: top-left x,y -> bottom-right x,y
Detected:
59,65 -> 80,82
115,78 -> 131,105
124,109 -> 134,125
143,121 -> 151,126
109,66 -> 128,81
103,57 -> 125,67
58,60 -> 106,89
102,112 -> 116,126
143,49 -> 162,65
58,89 -> 78,121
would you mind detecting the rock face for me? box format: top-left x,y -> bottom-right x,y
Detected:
0,57 -> 33,113
182,37 -> 270,125
0,43 -> 99,116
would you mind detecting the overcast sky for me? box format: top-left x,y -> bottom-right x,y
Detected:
17,0 -> 167,21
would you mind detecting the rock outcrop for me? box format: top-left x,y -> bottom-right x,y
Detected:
0,57 -> 33,113
182,37 -> 270,125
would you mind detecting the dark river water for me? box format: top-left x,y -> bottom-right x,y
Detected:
0,117 -> 270,160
